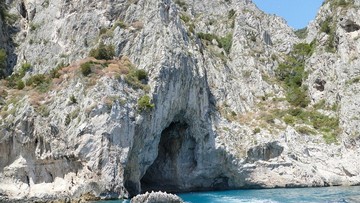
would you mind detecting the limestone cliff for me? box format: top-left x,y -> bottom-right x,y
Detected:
1,0 -> 360,201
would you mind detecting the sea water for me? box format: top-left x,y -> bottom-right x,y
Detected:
97,186 -> 360,203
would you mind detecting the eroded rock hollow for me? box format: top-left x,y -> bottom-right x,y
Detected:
141,121 -> 197,192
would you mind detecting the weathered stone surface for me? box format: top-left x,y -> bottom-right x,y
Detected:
131,191 -> 183,203
1,0 -> 360,202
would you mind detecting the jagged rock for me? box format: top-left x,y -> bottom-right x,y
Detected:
340,18 -> 360,33
246,141 -> 284,163
313,78 -> 326,91
131,191 -> 183,203
0,0 -> 360,202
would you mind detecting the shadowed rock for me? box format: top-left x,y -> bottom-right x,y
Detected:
340,18 -> 360,33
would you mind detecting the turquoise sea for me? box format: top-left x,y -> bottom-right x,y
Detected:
97,186 -> 360,203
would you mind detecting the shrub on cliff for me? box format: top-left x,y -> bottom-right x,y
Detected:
329,0 -> 354,8
26,74 -> 48,87
137,95 -> 154,111
295,27 -> 308,39
80,62 -> 92,76
26,74 -> 51,93
228,9 -> 236,19
275,42 -> 315,107
50,62 -> 67,78
197,32 -> 217,42
89,42 -> 115,60
320,16 -> 336,52
16,80 -> 24,90
217,33 -> 233,54
197,32 -> 233,54
0,49 -> 6,78
125,69 -> 149,91
6,63 -> 31,88
69,95 -> 77,104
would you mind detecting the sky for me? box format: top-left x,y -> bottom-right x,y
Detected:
252,0 -> 324,29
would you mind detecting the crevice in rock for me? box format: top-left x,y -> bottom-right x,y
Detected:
18,1 -> 27,19
263,31 -> 273,46
314,78 -> 326,91
340,19 -> 360,33
140,121 -> 197,193
25,175 -> 30,186
246,141 -> 284,163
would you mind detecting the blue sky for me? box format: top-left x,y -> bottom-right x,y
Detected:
252,0 -> 324,29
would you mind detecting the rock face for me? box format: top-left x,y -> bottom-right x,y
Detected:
1,0 -> 360,201
131,191 -> 183,203
0,2 -> 17,77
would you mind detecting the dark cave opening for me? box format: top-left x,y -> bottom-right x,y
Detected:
140,121 -> 197,193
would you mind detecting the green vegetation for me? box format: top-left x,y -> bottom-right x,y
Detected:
346,76 -> 360,85
197,32 -> 217,42
275,42 -> 315,107
80,62 -> 93,76
323,133 -> 338,144
69,95 -> 77,104
98,27 -> 114,39
217,33 -> 233,54
30,23 -> 39,31
329,0 -> 354,8
319,16 -> 336,52
294,27 -> 308,39
175,0 -> 187,11
25,74 -> 51,93
36,105 -> 50,117
70,108 -> 80,119
270,40 -> 340,143
179,13 -> 195,35
313,99 -> 326,109
16,80 -> 24,90
6,63 -> 31,88
0,49 -> 6,78
0,3 -> 18,24
26,74 -> 48,87
261,106 -> 340,143
99,27 -> 109,35
89,42 -> 115,60
4,62 -> 59,93
320,17 -> 332,34
250,34 -> 256,42
197,32 -> 233,54
137,95 -> 155,111
50,62 -> 67,78
253,127 -> 261,134
42,0 -> 50,8
125,68 -> 149,91
285,87 -> 309,108
228,9 -> 236,19
21,63 -> 32,73
283,114 -> 296,125
180,14 -> 190,23
0,89 -> 8,99
65,114 -> 71,126
135,69 -> 147,80
295,126 -> 317,135
188,23 -> 195,34
0,2 -> 6,19
114,20 -> 127,29
311,112 -> 339,132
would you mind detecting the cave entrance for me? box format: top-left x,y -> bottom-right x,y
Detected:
140,121 -> 197,193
